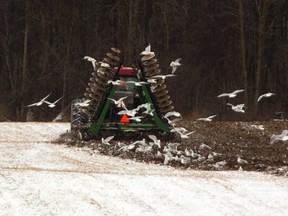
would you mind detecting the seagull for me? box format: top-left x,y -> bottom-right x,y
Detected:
75,99 -> 91,107
83,56 -> 97,70
171,128 -> 195,139
257,92 -> 276,102
170,127 -> 188,134
217,89 -> 244,98
140,43 -> 154,55
147,79 -> 157,84
199,143 -> 212,150
170,58 -> 181,74
107,80 -> 126,86
178,131 -> 195,139
148,135 -> 161,148
180,155 -> 191,165
270,130 -> 288,144
126,80 -> 149,86
129,116 -> 143,122
118,107 -> 138,117
151,74 -> 176,80
135,143 -> 152,153
251,124 -> 265,130
163,151 -> 174,165
101,135 -> 114,145
196,115 -> 217,121
108,96 -> 128,107
163,116 -> 182,126
166,142 -> 181,153
164,111 -> 182,119
100,62 -> 110,68
237,155 -> 248,164
43,97 -> 62,108
227,103 -> 245,113
25,93 -> 51,107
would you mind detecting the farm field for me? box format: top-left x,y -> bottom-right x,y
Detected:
0,122 -> 288,216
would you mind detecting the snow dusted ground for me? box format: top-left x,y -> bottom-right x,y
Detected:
1,122 -> 288,216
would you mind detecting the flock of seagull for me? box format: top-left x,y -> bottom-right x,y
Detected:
25,93 -> 62,108
196,89 -> 277,122
26,44 -> 286,169
84,45 -> 285,167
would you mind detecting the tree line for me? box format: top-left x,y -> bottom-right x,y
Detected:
0,0 -> 287,121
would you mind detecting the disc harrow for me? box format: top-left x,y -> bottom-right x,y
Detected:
140,52 -> 174,115
82,48 -> 122,116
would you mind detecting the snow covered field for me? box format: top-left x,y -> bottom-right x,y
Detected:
0,122 -> 288,216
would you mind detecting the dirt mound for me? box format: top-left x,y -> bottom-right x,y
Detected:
63,120 -> 288,176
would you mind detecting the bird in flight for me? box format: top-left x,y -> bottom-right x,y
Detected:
126,80 -> 149,86
75,99 -> 91,107
257,92 -> 276,102
107,79 -> 126,86
44,97 -> 62,108
217,89 -> 244,98
170,58 -> 181,74
140,43 -> 154,55
118,106 -> 138,117
270,130 -> 288,144
148,135 -> 161,148
83,56 -> 97,71
101,135 -> 114,145
164,111 -> 182,119
196,115 -> 217,121
151,74 -> 176,80
227,103 -> 245,113
108,96 -> 128,107
25,93 -> 51,107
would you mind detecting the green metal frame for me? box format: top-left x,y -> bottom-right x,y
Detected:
88,81 -> 170,137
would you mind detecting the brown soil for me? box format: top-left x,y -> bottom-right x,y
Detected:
63,120 -> 288,176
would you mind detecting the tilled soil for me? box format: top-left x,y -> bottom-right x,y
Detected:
61,120 -> 288,176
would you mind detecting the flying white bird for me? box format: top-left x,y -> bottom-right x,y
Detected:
129,116 -> 143,122
75,99 -> 91,107
107,80 -> 126,86
237,155 -> 248,164
148,135 -> 161,148
118,107 -> 138,117
164,111 -> 182,119
170,58 -> 181,74
163,116 -> 182,126
101,135 -> 114,145
83,56 -> 97,70
108,96 -> 128,107
170,127 -> 188,134
180,131 -> 195,139
44,97 -> 62,108
140,43 -> 154,55
257,92 -> 276,102
227,103 -> 245,113
199,143 -> 212,150
147,79 -> 157,84
196,115 -> 217,121
126,80 -> 149,86
270,130 -> 288,144
217,89 -> 244,98
151,74 -> 176,80
25,93 -> 51,107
